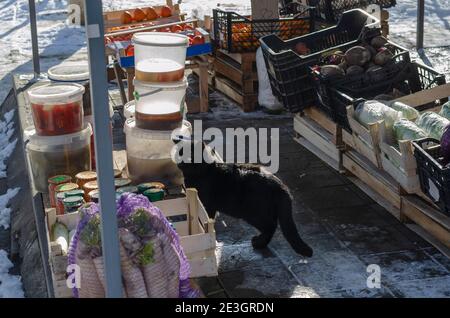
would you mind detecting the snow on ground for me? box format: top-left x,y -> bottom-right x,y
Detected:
0,250 -> 24,298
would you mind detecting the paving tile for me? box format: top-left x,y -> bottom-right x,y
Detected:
328,222 -> 420,255
277,167 -> 349,191
320,287 -> 395,298
289,250 -> 372,293
294,185 -> 370,211
214,213 -> 259,245
219,265 -> 302,298
314,205 -> 395,228
423,247 -> 450,272
216,242 -> 282,273
388,276 -> 450,298
359,250 -> 450,283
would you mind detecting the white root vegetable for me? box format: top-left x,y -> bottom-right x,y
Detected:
141,237 -> 169,298
159,233 -> 180,298
52,222 -> 69,255
119,243 -> 148,298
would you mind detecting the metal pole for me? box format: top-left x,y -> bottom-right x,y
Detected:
83,0 -> 122,298
417,0 -> 425,51
28,0 -> 40,77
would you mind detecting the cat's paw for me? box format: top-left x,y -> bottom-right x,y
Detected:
251,235 -> 269,250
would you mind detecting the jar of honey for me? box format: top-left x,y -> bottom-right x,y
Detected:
75,171 -> 97,189
83,180 -> 98,201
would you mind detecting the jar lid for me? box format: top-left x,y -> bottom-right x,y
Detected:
143,188 -> 165,202
48,62 -> 90,82
48,175 -> 72,185
76,171 -> 97,181
132,32 -> 189,47
137,182 -> 165,194
116,186 -> 139,194
55,183 -> 79,193
27,82 -> 85,105
84,180 -> 98,190
63,196 -> 84,207
124,119 -> 191,140
89,189 -> 100,200
64,189 -> 85,198
26,124 -> 92,148
56,191 -> 68,200
115,178 -> 132,188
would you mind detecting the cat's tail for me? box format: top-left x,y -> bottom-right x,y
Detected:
277,192 -> 313,257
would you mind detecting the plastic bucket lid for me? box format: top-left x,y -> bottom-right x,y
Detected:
134,77 -> 187,90
132,32 -> 189,47
124,118 -> 192,140
27,83 -> 85,105
25,124 -> 92,151
48,62 -> 90,82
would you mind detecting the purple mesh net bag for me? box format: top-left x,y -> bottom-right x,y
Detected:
68,194 -> 199,298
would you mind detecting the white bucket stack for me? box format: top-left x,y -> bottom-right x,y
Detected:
125,32 -> 191,185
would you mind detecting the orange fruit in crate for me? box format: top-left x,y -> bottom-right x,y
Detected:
159,27 -> 171,33
171,24 -> 184,33
192,35 -> 205,45
133,8 -> 147,22
160,5 -> 172,18
183,24 -> 194,31
146,7 -> 159,21
121,11 -> 133,24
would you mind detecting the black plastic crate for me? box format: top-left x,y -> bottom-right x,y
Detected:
259,9 -> 380,113
312,41 -> 411,126
316,0 -> 396,23
412,138 -> 450,216
213,6 -> 314,54
279,0 -> 396,23
329,62 -> 446,132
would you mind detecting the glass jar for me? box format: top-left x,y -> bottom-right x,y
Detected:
137,182 -> 166,194
63,196 -> 85,214
48,175 -> 72,208
143,188 -> 165,202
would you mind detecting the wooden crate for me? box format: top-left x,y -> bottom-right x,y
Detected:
213,50 -> 258,112
378,84 -> 450,194
293,111 -> 344,172
103,0 -> 183,32
343,150 -> 402,219
345,105 -> 382,168
401,195 -> 450,258
45,188 -> 217,298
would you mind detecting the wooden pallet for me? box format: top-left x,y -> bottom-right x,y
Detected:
401,195 -> 450,258
343,150 -> 402,219
293,111 -> 344,172
213,50 -> 258,112
46,189 -> 217,298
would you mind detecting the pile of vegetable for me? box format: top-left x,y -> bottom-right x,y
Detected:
67,194 -> 198,298
313,36 -> 400,80
354,99 -> 450,158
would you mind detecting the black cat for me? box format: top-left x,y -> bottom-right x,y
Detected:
175,143 -> 313,257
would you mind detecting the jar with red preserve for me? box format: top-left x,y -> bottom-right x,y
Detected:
48,175 -> 72,208
27,83 -> 85,136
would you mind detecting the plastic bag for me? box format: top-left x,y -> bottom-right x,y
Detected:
387,101 -> 420,122
439,101 -> 450,120
354,100 -> 403,143
256,48 -> 283,111
416,112 -> 450,141
393,119 -> 427,144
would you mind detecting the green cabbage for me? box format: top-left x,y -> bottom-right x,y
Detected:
393,119 -> 427,144
388,101 -> 420,121
416,112 -> 450,141
355,100 -> 403,143
439,101 -> 450,120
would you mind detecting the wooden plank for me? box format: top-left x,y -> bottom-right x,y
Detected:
293,115 -> 340,157
188,256 -> 218,278
214,76 -> 258,112
186,188 -> 200,235
395,83 -> 450,107
181,233 -> 216,255
406,224 -> 450,259
302,108 -> 337,136
294,136 -> 342,172
343,151 -> 402,213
